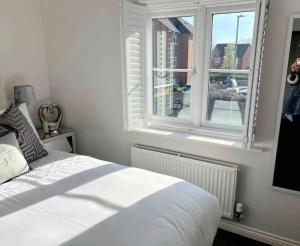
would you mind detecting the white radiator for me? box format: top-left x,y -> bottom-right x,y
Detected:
131,145 -> 238,219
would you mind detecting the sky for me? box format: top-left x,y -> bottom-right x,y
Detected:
182,11 -> 255,45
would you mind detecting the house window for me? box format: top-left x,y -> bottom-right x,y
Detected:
170,33 -> 178,45
122,0 -> 269,145
170,56 -> 177,68
152,16 -> 194,119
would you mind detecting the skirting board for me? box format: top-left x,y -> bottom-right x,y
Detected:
219,220 -> 300,246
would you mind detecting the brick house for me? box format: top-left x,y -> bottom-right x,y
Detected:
211,43 -> 251,69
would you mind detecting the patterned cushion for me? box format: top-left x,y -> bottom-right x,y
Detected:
18,103 -> 46,148
0,105 -> 48,163
0,125 -> 9,137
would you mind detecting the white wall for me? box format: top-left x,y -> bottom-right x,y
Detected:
41,0 -> 300,241
0,0 -> 50,124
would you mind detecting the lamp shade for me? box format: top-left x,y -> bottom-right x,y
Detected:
14,85 -> 36,107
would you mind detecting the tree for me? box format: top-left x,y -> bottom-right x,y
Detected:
222,43 -> 235,69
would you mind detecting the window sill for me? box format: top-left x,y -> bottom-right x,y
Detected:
132,126 -> 244,149
129,125 -> 269,152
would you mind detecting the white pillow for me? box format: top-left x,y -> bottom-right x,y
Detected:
0,109 -> 5,115
0,133 -> 29,184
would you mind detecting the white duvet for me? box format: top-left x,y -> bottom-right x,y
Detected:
0,151 -> 221,246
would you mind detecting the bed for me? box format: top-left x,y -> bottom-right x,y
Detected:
0,150 -> 221,246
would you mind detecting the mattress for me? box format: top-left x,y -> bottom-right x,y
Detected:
0,151 -> 221,246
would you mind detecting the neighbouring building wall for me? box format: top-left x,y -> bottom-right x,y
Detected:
241,45 -> 252,70
0,0 -> 50,125
41,0 -> 300,241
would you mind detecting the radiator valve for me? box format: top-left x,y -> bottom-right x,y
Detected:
234,202 -> 243,222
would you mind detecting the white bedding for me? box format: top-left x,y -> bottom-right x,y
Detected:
0,151 -> 221,246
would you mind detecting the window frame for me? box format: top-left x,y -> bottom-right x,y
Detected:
144,2 -> 261,142
201,4 -> 259,133
146,9 -> 198,127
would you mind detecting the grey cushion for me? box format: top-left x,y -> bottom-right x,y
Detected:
0,125 -> 9,137
0,133 -> 30,184
0,105 -> 48,163
17,103 -> 46,148
2,104 -> 46,148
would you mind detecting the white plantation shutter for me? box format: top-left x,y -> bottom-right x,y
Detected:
122,1 -> 146,131
246,0 -> 270,148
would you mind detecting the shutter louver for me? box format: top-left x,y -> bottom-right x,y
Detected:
122,1 -> 146,131
246,0 -> 270,149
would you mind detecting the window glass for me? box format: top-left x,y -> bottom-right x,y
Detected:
206,11 -> 255,127
152,16 -> 194,119
153,71 -> 192,119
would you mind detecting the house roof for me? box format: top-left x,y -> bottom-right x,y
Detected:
157,18 -> 179,32
214,43 -> 251,58
157,17 -> 193,34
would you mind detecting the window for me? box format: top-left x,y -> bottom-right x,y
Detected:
149,8 -> 256,132
152,16 -> 194,120
204,11 -> 256,130
170,33 -> 178,45
122,0 -> 269,146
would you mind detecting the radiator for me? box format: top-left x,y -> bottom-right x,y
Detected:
131,145 -> 238,219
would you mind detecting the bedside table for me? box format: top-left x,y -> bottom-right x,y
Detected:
37,127 -> 76,153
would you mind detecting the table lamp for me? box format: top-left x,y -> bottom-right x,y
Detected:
14,85 -> 36,107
